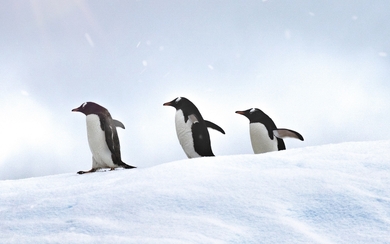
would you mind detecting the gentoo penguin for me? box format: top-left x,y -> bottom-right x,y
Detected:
163,97 -> 225,158
236,108 -> 304,154
72,102 -> 136,174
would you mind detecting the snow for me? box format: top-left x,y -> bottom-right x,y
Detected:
1,140 -> 390,244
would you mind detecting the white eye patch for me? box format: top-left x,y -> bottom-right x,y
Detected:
176,97 -> 182,103
250,108 -> 256,113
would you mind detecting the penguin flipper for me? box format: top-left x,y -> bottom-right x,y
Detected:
273,129 -> 304,141
100,117 -> 123,164
192,122 -> 214,157
103,120 -> 135,169
204,120 -> 225,134
113,119 -> 125,129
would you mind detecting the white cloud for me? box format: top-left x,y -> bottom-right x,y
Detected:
0,92 -> 76,178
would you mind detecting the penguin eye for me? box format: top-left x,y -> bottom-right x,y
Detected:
249,108 -> 256,114
82,102 -> 87,108
175,97 -> 182,103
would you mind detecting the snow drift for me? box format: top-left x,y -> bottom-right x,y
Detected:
1,141 -> 390,243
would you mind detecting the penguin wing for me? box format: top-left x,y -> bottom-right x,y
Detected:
185,114 -> 215,156
101,117 -> 122,163
273,129 -> 304,141
113,119 -> 125,129
204,120 -> 225,134
105,119 -> 135,168
192,122 -> 214,156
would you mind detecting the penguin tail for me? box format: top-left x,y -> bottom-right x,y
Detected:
121,162 -> 137,169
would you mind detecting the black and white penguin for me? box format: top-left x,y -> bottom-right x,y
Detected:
72,102 -> 136,174
236,108 -> 304,154
163,97 -> 225,158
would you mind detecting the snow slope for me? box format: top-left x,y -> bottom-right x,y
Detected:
1,141 -> 390,244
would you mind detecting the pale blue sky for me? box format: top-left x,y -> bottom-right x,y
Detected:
1,0 -> 389,179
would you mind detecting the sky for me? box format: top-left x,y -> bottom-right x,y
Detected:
1,0 -> 390,180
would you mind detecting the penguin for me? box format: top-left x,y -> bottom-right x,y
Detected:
163,97 -> 225,158
236,108 -> 304,154
72,102 -> 136,174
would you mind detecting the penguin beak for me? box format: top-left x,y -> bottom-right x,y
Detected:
235,111 -> 245,115
71,107 -> 80,112
163,101 -> 172,106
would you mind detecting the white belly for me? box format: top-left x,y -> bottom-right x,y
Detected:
175,110 -> 201,158
250,123 -> 278,154
86,115 -> 116,168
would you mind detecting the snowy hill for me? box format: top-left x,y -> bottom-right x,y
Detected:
1,141 -> 390,244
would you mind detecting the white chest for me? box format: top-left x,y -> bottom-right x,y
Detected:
174,110 -> 201,158
249,123 -> 278,154
86,115 -> 115,167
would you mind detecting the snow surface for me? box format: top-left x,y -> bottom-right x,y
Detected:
1,141 -> 390,244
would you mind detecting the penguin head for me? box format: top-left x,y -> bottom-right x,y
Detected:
236,108 -> 268,123
163,97 -> 191,110
72,102 -> 107,116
